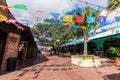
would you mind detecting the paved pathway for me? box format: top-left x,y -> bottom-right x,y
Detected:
0,52 -> 119,80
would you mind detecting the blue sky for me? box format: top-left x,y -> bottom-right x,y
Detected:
6,0 -> 110,26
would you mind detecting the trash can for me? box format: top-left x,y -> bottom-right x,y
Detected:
7,57 -> 17,71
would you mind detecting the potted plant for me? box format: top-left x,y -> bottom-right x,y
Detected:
108,47 -> 120,65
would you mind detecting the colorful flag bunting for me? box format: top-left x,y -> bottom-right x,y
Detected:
47,38 -> 52,41
81,26 -> 86,30
106,3 -> 117,16
42,22 -> 51,26
87,16 -> 95,23
115,16 -> 120,22
50,12 -> 60,19
63,23 -> 70,26
97,16 -> 105,23
12,4 -> 28,10
0,20 -> 3,22
16,24 -> 25,31
34,10 -> 45,14
107,29 -> 114,33
0,5 -> 11,9
116,30 -> 120,34
86,27 -> 91,32
0,13 -> 8,22
8,19 -> 16,23
63,14 -> 73,23
71,24 -> 79,28
66,9 -> 76,15
101,29 -> 107,32
75,15 -> 84,23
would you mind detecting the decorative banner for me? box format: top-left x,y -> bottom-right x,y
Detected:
42,22 -> 51,26
33,18 -> 40,22
12,4 -> 28,10
0,13 -> 8,22
106,3 -> 117,16
63,14 -> 73,23
56,39 -> 60,42
50,12 -> 60,19
71,24 -> 79,28
47,38 -> 52,41
107,29 -> 114,33
66,9 -> 76,15
63,23 -> 70,26
81,26 -> 86,30
34,10 -> 45,14
115,16 -> 120,22
0,20 -> 3,22
16,24 -> 25,31
55,20 -> 61,25
87,16 -> 95,23
95,23 -> 100,28
97,16 -> 105,23
0,5 -> 11,10
75,15 -> 84,23
93,23 -> 100,32
8,19 -> 16,23
101,29 -> 107,32
60,39 -> 64,43
86,27 -> 91,32
116,30 -> 120,34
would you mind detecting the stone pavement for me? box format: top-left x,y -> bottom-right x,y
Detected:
0,53 -> 119,80
96,58 -> 120,80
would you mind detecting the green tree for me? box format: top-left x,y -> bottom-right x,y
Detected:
31,18 -> 76,43
74,6 -> 100,55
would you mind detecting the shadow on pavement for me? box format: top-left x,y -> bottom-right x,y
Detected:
0,54 -> 49,76
17,54 -> 49,70
106,73 -> 120,80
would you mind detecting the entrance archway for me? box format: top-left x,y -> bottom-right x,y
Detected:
103,38 -> 120,52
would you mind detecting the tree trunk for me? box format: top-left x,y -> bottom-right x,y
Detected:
83,30 -> 88,55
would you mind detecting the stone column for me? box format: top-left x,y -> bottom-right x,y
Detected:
1,33 -> 20,71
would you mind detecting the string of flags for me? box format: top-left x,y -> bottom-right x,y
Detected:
0,13 -> 25,31
0,4 -> 28,10
0,1 -> 118,34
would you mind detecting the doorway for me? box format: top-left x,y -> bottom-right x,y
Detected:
0,30 -> 7,68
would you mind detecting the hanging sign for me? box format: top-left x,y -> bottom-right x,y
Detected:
0,13 -> 8,22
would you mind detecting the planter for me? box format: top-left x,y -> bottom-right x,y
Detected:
115,57 -> 120,65
71,56 -> 102,68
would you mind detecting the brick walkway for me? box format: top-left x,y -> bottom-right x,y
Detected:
0,52 -> 119,80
